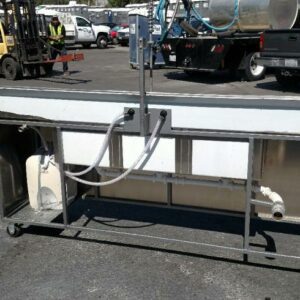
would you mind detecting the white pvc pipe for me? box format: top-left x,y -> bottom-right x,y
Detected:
254,186 -> 285,220
65,116 -> 163,187
65,112 -> 125,177
255,186 -> 284,205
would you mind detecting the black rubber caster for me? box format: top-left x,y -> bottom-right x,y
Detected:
6,223 -> 22,237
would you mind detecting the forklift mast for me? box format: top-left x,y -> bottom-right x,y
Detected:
2,0 -> 45,63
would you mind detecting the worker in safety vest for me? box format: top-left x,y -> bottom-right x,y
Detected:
48,16 -> 69,76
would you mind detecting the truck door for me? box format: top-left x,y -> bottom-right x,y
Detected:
75,17 -> 95,42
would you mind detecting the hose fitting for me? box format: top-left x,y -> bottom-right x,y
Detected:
254,186 -> 285,221
18,124 -> 28,133
160,110 -> 168,119
127,108 -> 135,117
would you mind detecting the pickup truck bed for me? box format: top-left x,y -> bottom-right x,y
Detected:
257,29 -> 300,87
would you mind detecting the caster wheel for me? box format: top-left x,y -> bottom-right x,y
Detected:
6,223 -> 22,237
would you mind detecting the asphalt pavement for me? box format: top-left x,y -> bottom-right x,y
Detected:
0,45 -> 300,300
1,200 -> 300,300
0,45 -> 299,96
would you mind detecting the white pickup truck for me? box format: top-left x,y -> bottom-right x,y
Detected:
36,9 -> 111,49
61,15 -> 111,49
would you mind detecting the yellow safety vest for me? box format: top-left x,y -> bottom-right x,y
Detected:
49,24 -> 64,45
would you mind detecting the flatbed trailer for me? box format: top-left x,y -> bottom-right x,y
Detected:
0,86 -> 300,264
161,33 -> 265,81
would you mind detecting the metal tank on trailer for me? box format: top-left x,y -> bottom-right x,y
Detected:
209,0 -> 299,32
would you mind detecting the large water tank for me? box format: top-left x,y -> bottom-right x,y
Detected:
209,0 -> 299,32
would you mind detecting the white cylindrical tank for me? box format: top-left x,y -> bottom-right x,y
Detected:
209,0 -> 299,32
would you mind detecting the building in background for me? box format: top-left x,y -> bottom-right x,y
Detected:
94,0 -> 108,6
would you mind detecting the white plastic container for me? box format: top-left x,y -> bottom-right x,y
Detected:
26,154 -> 77,211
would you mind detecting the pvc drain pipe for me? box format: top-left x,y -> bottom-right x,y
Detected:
254,186 -> 285,220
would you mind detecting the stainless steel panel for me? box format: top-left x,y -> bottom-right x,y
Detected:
260,140 -> 300,218
100,174 -> 168,203
172,181 -> 246,212
175,137 -> 193,174
109,133 -> 123,168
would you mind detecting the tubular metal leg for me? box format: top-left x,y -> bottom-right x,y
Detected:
167,176 -> 173,206
243,138 -> 255,262
56,127 -> 69,226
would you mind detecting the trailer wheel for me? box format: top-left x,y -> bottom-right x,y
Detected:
6,223 -> 22,238
96,35 -> 108,49
276,73 -> 299,88
2,57 -> 21,80
244,52 -> 266,81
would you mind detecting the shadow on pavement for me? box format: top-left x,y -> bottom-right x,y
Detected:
18,199 -> 300,272
256,79 -> 300,94
164,70 -> 241,84
35,70 -> 92,85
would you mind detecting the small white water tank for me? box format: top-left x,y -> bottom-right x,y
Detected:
26,154 -> 77,211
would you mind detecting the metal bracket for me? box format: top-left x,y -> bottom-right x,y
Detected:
123,107 -> 172,135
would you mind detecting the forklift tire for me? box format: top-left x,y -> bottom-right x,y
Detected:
2,57 -> 21,80
244,52 -> 266,82
96,35 -> 108,49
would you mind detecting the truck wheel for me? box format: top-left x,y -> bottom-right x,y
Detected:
82,43 -> 91,49
96,35 -> 108,49
6,223 -> 22,237
276,73 -> 298,88
244,52 -> 266,81
2,57 -> 21,80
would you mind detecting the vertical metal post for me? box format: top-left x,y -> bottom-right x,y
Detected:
243,138 -> 255,262
148,0 -> 154,92
139,37 -> 148,137
0,191 -> 4,220
56,127 -> 69,226
167,182 -> 173,206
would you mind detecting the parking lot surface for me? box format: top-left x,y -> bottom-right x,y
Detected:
0,45 -> 300,96
0,46 -> 300,300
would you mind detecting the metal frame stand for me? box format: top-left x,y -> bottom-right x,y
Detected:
2,121 -> 299,263
243,138 -> 254,262
0,55 -> 299,264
